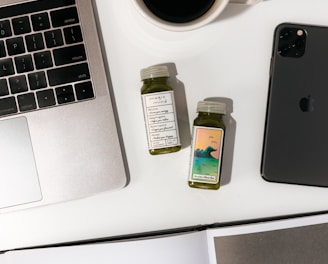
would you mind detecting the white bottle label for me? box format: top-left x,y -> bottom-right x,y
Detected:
141,91 -> 180,150
189,126 -> 224,184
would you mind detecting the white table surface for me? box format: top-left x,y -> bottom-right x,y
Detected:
1,0 -> 328,252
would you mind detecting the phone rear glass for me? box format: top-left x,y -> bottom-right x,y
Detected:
261,23 -> 328,187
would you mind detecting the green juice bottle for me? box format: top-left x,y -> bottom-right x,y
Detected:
188,101 -> 226,190
140,65 -> 181,155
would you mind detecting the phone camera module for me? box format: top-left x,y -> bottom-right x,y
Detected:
278,27 -> 306,58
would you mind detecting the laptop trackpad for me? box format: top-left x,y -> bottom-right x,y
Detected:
0,117 -> 42,209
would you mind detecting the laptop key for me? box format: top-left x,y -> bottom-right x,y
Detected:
37,89 -> 56,108
56,85 -> 75,104
6,37 -> 25,55
17,93 -> 37,112
34,51 -> 53,69
12,16 -> 31,35
25,33 -> 45,52
0,58 -> 14,77
28,71 -> 47,90
9,75 -> 28,94
51,7 -> 79,28
31,12 -> 50,31
15,55 -> 34,73
75,81 -> 94,100
47,63 -> 90,86
0,96 -> 17,116
0,20 -> 12,38
0,79 -> 9,96
53,44 -> 86,66
0,40 -> 6,57
44,29 -> 63,48
64,26 -> 83,44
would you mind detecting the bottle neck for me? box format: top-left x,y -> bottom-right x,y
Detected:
198,111 -> 224,118
143,77 -> 168,85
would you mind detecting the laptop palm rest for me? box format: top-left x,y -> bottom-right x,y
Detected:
0,117 -> 42,209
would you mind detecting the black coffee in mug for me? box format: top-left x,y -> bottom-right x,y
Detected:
143,0 -> 216,24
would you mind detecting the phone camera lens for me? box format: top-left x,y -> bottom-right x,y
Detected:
279,45 -> 290,56
280,29 -> 293,39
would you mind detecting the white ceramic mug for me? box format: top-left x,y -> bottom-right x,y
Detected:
132,0 -> 262,31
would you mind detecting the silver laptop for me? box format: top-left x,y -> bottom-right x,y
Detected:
0,0 -> 128,211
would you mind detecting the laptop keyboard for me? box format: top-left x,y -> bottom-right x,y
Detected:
0,0 -> 94,117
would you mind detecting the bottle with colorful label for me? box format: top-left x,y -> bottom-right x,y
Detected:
188,101 -> 226,190
140,65 -> 181,155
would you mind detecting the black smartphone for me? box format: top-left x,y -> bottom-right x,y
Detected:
261,23 -> 328,187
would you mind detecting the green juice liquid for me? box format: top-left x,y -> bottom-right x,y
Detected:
141,77 -> 181,155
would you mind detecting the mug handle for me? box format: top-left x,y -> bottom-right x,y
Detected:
229,0 -> 262,4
